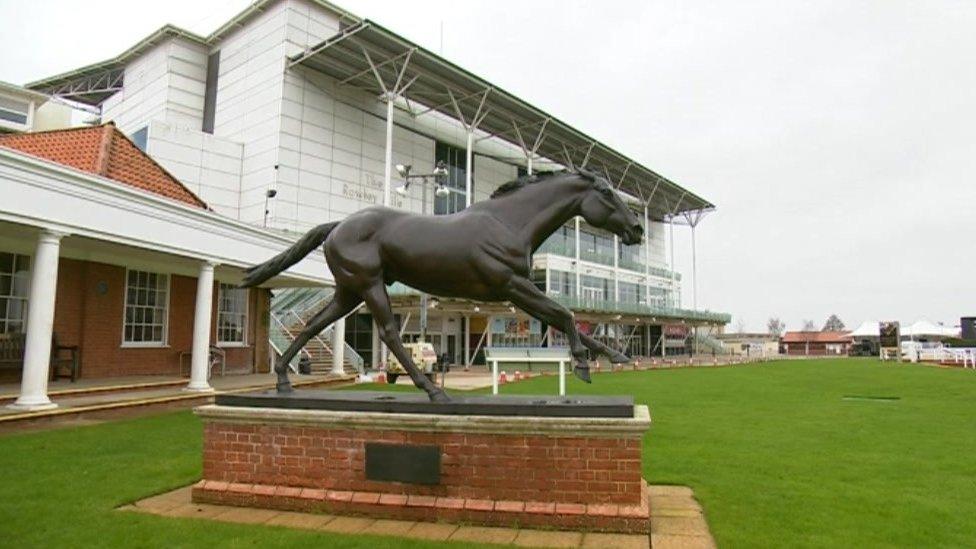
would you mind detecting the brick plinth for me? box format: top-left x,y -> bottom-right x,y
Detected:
193,404 -> 651,533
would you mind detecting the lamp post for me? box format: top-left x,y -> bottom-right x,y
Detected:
395,161 -> 449,344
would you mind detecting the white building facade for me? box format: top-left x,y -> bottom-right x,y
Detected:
28,0 -> 728,368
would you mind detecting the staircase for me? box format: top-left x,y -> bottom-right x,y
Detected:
269,289 -> 364,376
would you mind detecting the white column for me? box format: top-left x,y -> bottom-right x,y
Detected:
331,316 -> 346,375
9,230 -> 64,411
371,322 -> 380,369
383,96 -> 394,208
526,155 -> 533,175
574,217 -> 581,297
465,130 -> 474,208
186,261 -> 215,392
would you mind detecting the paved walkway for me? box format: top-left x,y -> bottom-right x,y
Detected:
124,483 -> 716,548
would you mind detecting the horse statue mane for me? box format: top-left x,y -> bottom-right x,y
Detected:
489,168 -> 602,199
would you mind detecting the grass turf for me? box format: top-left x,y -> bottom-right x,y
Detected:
1,358 -> 974,547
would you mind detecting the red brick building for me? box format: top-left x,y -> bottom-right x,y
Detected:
0,124 -> 330,410
780,331 -> 852,356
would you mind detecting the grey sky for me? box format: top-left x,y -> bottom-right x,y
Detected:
1,0 -> 973,332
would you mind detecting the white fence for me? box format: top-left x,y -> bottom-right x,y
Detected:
484,347 -> 572,395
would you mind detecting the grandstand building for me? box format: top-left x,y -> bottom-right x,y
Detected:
24,0 -> 729,369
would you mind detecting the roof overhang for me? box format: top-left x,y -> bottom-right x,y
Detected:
0,147 -> 332,287
288,20 -> 714,221
26,25 -> 207,106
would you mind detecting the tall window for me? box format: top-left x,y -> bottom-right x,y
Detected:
217,284 -> 247,344
434,141 -> 471,215
0,252 -> 30,334
202,50 -> 220,134
123,270 -> 169,345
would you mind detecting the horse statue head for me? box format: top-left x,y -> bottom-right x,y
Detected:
574,168 -> 645,246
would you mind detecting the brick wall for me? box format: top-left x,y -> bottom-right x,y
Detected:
47,257 -> 270,379
201,422 -> 643,506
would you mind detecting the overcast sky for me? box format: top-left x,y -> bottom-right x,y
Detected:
1,0 -> 973,332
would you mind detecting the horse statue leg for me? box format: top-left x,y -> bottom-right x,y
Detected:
502,277 -> 595,382
272,289 -> 363,393
363,283 -> 450,402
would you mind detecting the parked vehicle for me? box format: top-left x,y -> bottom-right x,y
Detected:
386,341 -> 438,384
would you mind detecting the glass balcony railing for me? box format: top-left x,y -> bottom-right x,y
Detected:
385,283 -> 729,324
551,295 -> 731,324
534,245 -> 682,281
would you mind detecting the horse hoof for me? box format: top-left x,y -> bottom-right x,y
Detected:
573,366 -> 592,384
428,389 -> 451,403
609,352 -> 630,364
276,381 -> 294,393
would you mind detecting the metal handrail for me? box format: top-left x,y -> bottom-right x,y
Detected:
270,312 -> 307,372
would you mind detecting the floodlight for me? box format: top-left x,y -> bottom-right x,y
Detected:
395,183 -> 409,195
432,160 -> 448,177
434,185 -> 450,197
396,164 -> 411,177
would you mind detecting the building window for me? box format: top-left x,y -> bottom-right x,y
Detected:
547,269 -> 576,297
618,241 -> 644,272
0,96 -> 29,126
345,313 -> 374,367
539,225 -> 575,256
0,252 -> 30,334
131,126 -> 148,152
123,270 -> 169,345
434,141 -> 471,215
619,281 -> 643,305
217,283 -> 247,345
202,50 -> 220,134
579,229 -> 615,266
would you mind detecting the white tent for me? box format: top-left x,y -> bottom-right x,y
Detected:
903,320 -> 959,339
849,321 -> 880,338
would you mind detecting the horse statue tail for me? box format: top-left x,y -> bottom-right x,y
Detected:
240,222 -> 339,288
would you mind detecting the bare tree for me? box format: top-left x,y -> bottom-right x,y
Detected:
735,317 -> 747,333
767,317 -> 785,337
802,319 -> 817,331
823,314 -> 846,332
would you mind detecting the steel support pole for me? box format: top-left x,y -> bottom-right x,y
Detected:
669,216 -> 676,307
643,206 -> 651,304
527,155 -> 533,175
383,97 -> 394,207
463,314 -> 471,369
613,235 -> 620,302
574,217 -> 581,297
465,130 -> 473,208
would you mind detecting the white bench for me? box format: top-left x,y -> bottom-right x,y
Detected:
484,347 -> 572,396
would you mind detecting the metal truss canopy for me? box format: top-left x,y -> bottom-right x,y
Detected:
289,20 -> 715,221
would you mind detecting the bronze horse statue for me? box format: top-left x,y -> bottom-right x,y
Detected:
242,169 -> 644,402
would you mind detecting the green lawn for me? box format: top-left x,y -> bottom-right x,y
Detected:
2,359 -> 975,547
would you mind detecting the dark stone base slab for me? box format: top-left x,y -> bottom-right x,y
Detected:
215,390 -> 634,418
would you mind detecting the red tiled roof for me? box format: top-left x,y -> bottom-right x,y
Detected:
0,123 -> 207,209
781,331 -> 852,344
